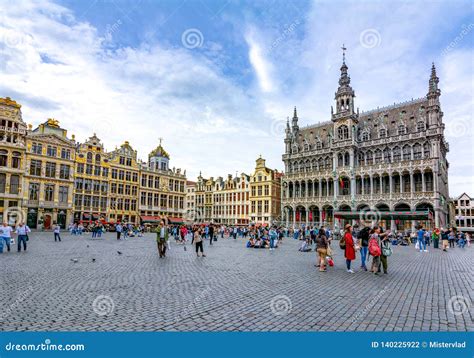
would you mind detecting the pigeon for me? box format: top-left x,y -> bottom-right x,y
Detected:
117,251 -> 122,255
87,245 -> 90,248
71,259 -> 78,263
183,246 -> 187,251
92,258 -> 96,262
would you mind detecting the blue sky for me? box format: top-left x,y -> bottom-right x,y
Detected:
0,0 -> 473,196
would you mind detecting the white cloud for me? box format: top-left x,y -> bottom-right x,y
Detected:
245,27 -> 275,93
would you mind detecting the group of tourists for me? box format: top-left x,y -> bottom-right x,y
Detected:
0,222 -> 31,253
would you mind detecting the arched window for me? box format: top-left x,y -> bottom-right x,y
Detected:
0,149 -> 7,167
402,145 -> 411,161
318,157 -> 324,169
87,152 -> 93,163
344,152 -> 350,166
366,151 -> 373,165
374,149 -> 382,163
305,160 -> 311,172
393,146 -> 401,162
338,153 -> 344,167
398,124 -> 407,135
358,152 -> 365,166
337,125 -> 349,140
325,157 -> 332,169
95,154 -> 101,163
361,131 -> 370,141
379,128 -> 387,138
413,143 -> 422,159
383,147 -> 391,163
423,142 -> 430,158
12,151 -> 21,169
417,121 -> 426,132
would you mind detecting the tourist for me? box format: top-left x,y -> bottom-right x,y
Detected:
343,224 -> 355,273
458,231 -> 466,249
192,227 -> 205,257
432,228 -> 440,249
209,225 -> 214,245
369,226 -> 382,275
417,225 -> 427,252
156,221 -> 168,258
15,222 -> 30,252
269,227 -> 277,251
316,226 -> 329,272
358,226 -> 370,271
0,222 -> 13,253
441,228 -> 449,252
53,222 -> 61,242
115,223 -> 123,240
378,228 -> 392,274
448,228 -> 456,248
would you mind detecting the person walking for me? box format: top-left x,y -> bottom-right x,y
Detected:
441,228 -> 449,252
358,226 -> 370,271
115,223 -> 123,240
378,228 -> 392,274
156,221 -> 168,258
343,224 -> 356,273
448,228 -> 456,248
316,226 -> 329,272
15,222 -> 30,252
269,227 -> 277,251
53,223 -> 61,242
417,225 -> 427,252
0,222 -> 13,253
209,225 -> 214,245
369,227 -> 382,275
192,227 -> 205,257
432,228 -> 440,249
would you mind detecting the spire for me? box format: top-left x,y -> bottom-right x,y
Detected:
428,62 -> 440,95
291,107 -> 299,132
334,45 -> 355,117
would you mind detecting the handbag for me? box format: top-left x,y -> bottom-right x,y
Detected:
326,246 -> 333,257
382,241 -> 392,257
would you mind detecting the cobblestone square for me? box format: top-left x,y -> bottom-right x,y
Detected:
1,232 -> 472,331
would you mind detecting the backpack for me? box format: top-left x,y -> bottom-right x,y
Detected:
368,237 -> 381,257
339,234 -> 346,250
382,241 -> 392,257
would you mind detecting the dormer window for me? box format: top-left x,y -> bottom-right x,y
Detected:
398,125 -> 407,135
379,128 -> 387,138
337,125 -> 349,140
417,121 -> 426,132
361,131 -> 370,141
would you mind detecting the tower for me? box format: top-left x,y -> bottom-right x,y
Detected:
291,106 -> 299,133
427,63 -> 442,128
333,45 -> 356,118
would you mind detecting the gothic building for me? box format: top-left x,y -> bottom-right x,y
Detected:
281,52 -> 449,231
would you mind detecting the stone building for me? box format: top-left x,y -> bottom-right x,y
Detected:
249,157 -> 282,225
23,119 -> 76,229
281,52 -> 449,231
73,133 -> 110,224
0,97 -> 27,224
454,193 -> 474,233
138,141 -> 186,225
212,173 -> 250,225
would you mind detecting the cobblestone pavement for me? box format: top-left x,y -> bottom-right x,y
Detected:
1,232 -> 472,331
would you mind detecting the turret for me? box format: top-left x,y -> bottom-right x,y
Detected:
427,63 -> 442,127
333,45 -> 355,118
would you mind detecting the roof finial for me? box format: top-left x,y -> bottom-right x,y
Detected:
158,137 -> 163,146
341,43 -> 347,63
293,106 -> 297,118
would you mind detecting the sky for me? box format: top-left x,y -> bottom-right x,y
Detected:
0,0 -> 473,197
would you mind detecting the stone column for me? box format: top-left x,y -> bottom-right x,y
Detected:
319,180 -> 322,199
389,174 -> 393,199
292,208 -> 296,227
305,208 -> 309,225
361,178 -> 365,195
319,210 -> 323,225
370,175 -> 373,198
410,172 -> 414,196
333,178 -> 338,199
399,173 -> 403,193
422,172 -> 425,193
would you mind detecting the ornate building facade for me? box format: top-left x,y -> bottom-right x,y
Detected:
24,119 -> 76,228
281,54 -> 449,231
138,142 -> 186,225
0,97 -> 27,224
212,173 -> 250,225
249,157 -> 282,225
73,134 -> 110,224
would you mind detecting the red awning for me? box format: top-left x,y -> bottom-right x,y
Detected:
168,217 -> 184,224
